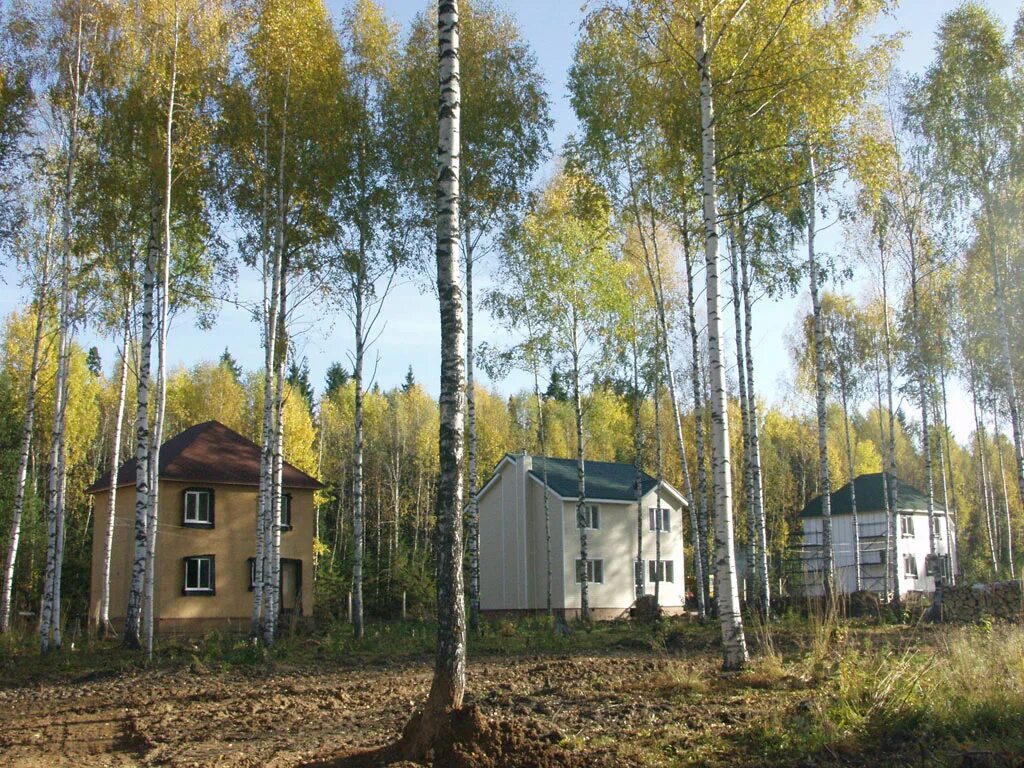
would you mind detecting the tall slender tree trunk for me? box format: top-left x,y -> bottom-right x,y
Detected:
99,320 -> 130,636
840,382 -> 862,591
993,404 -> 1015,578
142,20 -> 178,656
265,276 -> 287,645
983,202 -> 1024,507
682,221 -> 711,617
124,198 -> 160,650
632,344 -> 644,602
631,174 -> 704,618
874,361 -> 892,597
879,242 -> 900,613
729,241 -> 755,605
697,19 -> 746,670
971,373 -> 998,575
465,234 -> 480,633
403,2 -> 466,749
805,147 -> 833,596
571,335 -> 589,622
352,275 -> 366,638
533,368 -> 552,614
939,363 -> 959,582
1,244 -> 50,634
739,239 -> 769,615
40,288 -> 70,653
653,372 -> 663,606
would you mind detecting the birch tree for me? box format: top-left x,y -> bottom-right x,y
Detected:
399,0 -> 466,753
390,0 -> 550,632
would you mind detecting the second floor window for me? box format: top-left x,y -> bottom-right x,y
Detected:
930,516 -> 941,537
648,559 -> 675,583
183,489 -> 213,527
649,507 -> 671,532
577,504 -> 600,530
903,554 -> 918,578
900,515 -> 915,537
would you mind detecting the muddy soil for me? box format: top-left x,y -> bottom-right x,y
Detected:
0,650 -> 791,767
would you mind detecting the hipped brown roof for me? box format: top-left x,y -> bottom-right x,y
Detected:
86,420 -> 324,493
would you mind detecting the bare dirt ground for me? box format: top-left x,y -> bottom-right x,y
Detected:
0,646 -> 799,767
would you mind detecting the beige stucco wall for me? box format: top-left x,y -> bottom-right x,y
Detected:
89,480 -> 314,633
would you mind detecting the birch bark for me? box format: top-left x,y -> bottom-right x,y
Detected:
697,16 -> 746,670
804,147 -> 834,594
0,244 -> 49,634
412,0 -> 467,735
98,322 -> 129,636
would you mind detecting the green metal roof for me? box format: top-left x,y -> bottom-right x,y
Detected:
528,456 -> 660,501
800,472 -> 945,518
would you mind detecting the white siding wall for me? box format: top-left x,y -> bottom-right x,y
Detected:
478,457 -> 529,610
801,510 -> 950,595
560,489 -> 686,611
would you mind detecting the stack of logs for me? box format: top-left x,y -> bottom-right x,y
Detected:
936,580 -> 1023,623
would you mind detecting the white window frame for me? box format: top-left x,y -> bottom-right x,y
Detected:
900,514 -> 915,538
184,489 -> 213,527
575,558 -> 604,584
930,516 -> 941,537
648,559 -> 674,583
577,504 -> 600,530
184,555 -> 215,594
903,554 -> 918,578
648,507 -> 671,532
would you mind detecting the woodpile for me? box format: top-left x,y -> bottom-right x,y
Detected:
935,580 -> 1023,623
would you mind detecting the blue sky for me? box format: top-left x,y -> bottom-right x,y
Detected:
1,0 -> 1019,441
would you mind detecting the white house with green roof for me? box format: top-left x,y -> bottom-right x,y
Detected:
798,472 -> 956,597
477,453 -> 689,619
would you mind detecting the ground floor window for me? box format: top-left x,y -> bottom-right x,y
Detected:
183,555 -> 215,595
575,558 -> 604,584
903,554 -> 918,578
648,559 -> 674,583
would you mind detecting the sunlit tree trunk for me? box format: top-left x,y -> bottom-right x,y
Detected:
728,242 -> 755,605
878,239 -> 900,612
533,368 -> 552,614
983,202 -> 1024,507
970,372 -> 998,575
571,327 -> 589,622
352,271 -> 366,637
403,2 -> 467,749
992,404 -> 1015,578
804,147 -> 833,595
874,360 -> 891,597
99,320 -> 129,636
125,198 -> 160,650
939,363 -> 959,582
739,239 -> 769,614
697,17 -> 747,670
632,344 -> 644,602
143,33 -> 177,656
839,377 -> 862,591
682,222 -> 711,617
465,230 -> 480,633
1,244 -> 50,634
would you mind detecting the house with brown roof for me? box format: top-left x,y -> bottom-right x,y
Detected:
87,421 -> 323,633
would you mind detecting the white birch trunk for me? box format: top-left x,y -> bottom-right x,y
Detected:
352,274 -> 365,637
416,0 -> 467,728
0,245 -> 50,634
840,383 -> 863,591
729,242 -> 755,605
571,334 -> 589,622
683,224 -> 711,617
879,246 -> 901,611
697,18 -> 747,669
99,321 -> 130,635
739,241 -> 769,614
533,368 -> 552,614
465,234 -> 480,633
993,406 -> 1015,578
124,198 -> 159,649
805,148 -> 834,593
